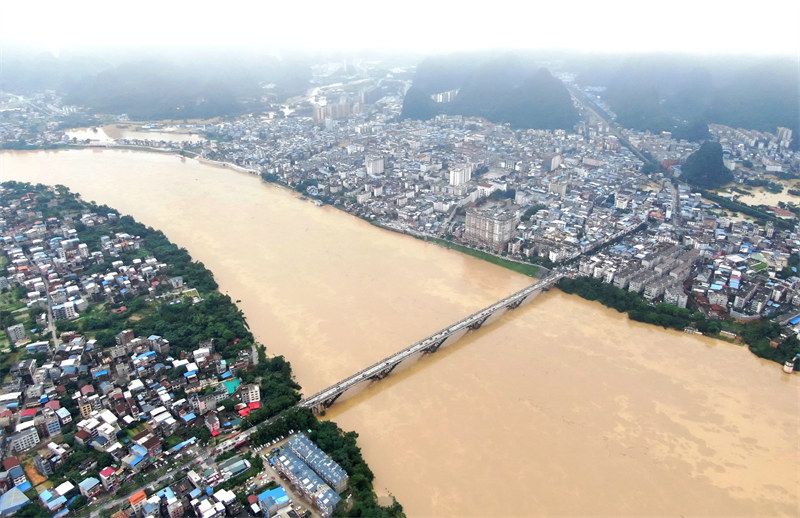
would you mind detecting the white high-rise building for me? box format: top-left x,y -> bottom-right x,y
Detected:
365,157 -> 384,175
6,323 -> 25,344
449,167 -> 472,186
465,207 -> 519,251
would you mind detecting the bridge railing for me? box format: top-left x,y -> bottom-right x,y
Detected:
299,274 -> 563,408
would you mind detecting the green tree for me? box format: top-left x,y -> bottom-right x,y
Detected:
681,141 -> 733,189
69,495 -> 87,510
14,504 -> 51,518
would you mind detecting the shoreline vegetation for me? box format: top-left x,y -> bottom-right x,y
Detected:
373,225 -> 543,278
558,276 -> 800,369
412,235 -> 542,278
0,181 -> 404,518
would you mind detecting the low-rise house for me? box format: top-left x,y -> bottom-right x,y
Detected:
78,476 -> 102,499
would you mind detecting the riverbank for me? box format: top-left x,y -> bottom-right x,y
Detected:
7,147 -> 795,370
375,224 -> 544,278
0,141 -> 190,156
559,276 -> 800,370
0,180 -> 404,518
5,149 -> 798,516
257,174 -> 547,279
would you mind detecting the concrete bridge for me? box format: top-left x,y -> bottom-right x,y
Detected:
299,273 -> 564,414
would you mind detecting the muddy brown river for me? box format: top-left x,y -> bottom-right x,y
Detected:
2,149 -> 798,516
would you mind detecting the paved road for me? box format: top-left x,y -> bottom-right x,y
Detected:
566,83 -> 658,168
85,411 -> 291,518
88,469 -> 173,518
87,445 -> 212,518
39,275 -> 60,350
251,440 -> 321,518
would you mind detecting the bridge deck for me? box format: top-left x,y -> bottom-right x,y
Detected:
299,273 -> 563,410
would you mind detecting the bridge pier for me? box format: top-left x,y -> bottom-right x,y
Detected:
370,362 -> 401,381
386,350 -> 426,376
506,297 -> 525,310
423,336 -> 448,354
468,314 -> 491,330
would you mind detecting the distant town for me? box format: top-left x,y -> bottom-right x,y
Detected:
0,58 -> 799,517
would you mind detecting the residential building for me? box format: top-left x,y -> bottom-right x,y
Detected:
204,413 -> 220,435
365,156 -> 384,175
78,477 -> 101,498
6,324 -> 25,344
44,415 -> 61,436
449,167 -> 472,186
129,490 -> 147,515
78,398 -> 93,419
257,487 -> 290,516
465,206 -> 519,251
8,427 -> 40,453
99,467 -> 116,490
52,301 -> 77,320
34,454 -> 54,477
238,384 -> 260,405
287,433 -> 348,493
274,449 -> 340,518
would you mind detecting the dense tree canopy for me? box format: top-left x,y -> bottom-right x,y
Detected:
585,55 -> 799,148
402,56 -> 578,130
680,141 -> 733,189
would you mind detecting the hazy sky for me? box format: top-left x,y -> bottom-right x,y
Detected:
3,0 -> 799,56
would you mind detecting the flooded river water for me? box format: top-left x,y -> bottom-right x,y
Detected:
2,149 -> 798,516
65,125 -> 204,143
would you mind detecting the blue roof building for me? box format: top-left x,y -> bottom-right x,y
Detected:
78,477 -> 101,498
287,433 -> 349,493
131,444 -> 148,457
44,495 -> 68,512
275,449 -> 340,517
170,437 -> 196,453
257,487 -> 290,516
7,466 -> 25,485
156,487 -> 176,500
0,488 -> 29,515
